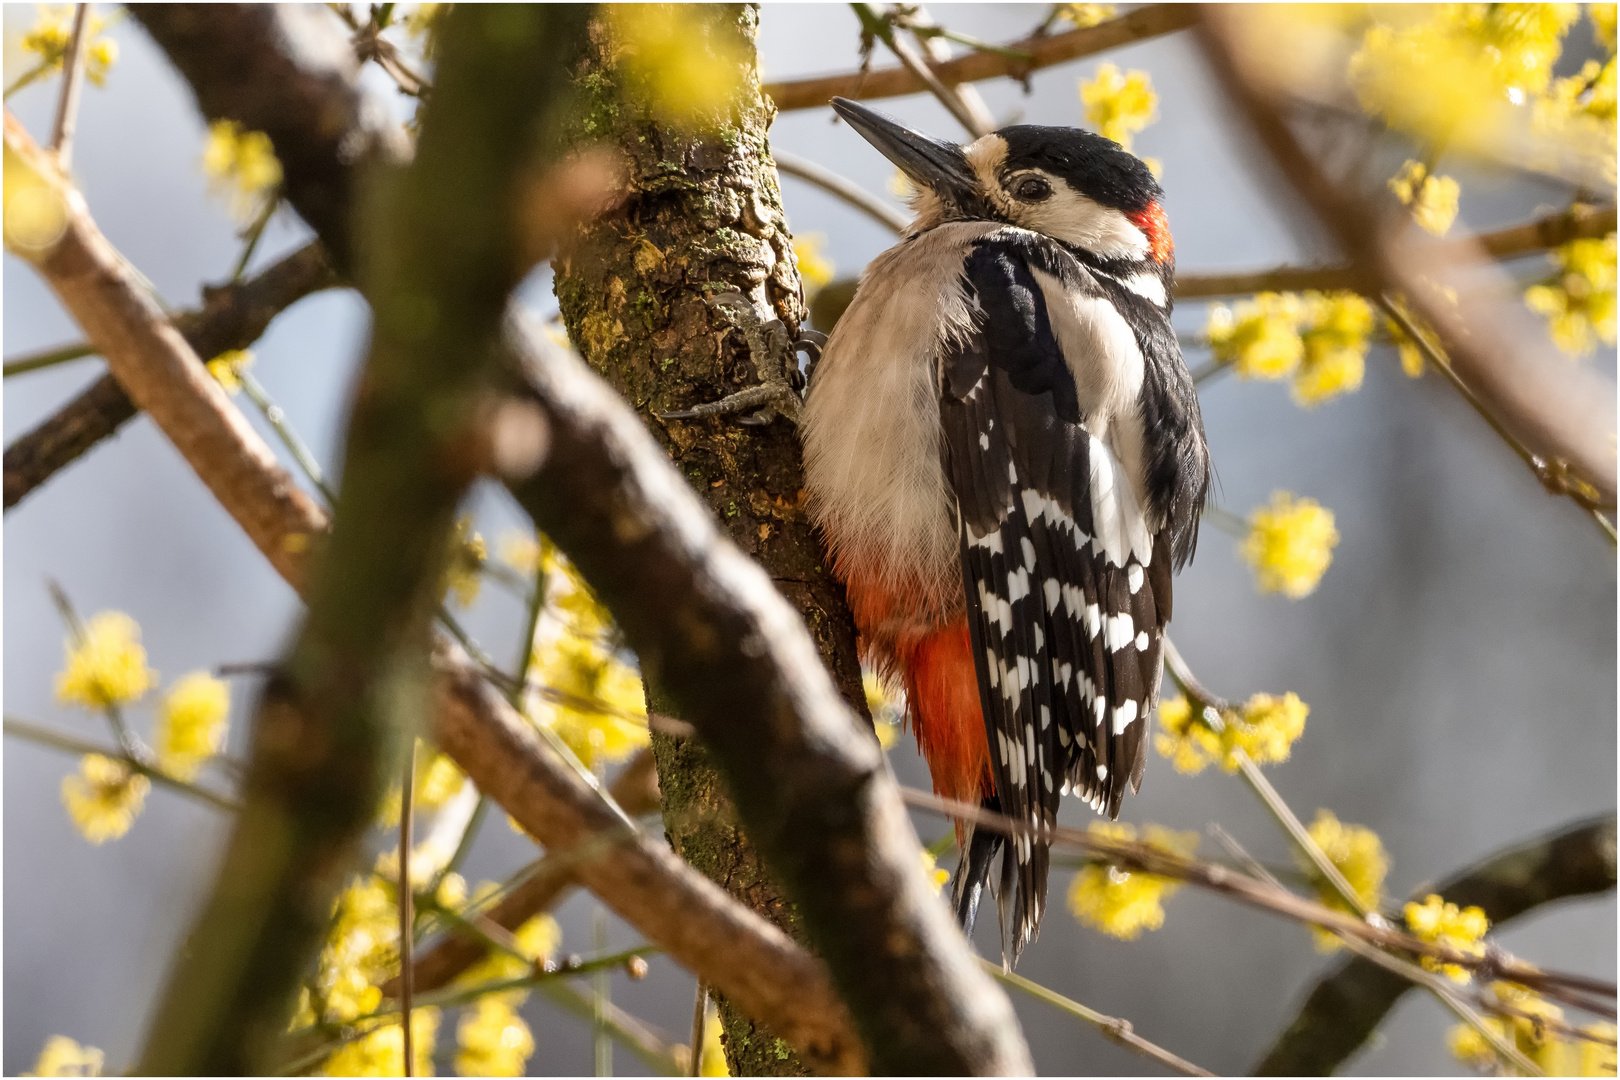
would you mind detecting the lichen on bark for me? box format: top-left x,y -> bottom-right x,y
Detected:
551,6 -> 867,1075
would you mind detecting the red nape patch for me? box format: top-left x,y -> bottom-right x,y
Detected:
1129,202 -> 1174,264
900,620 -> 992,813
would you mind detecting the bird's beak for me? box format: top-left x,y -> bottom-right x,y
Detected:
831,97 -> 976,208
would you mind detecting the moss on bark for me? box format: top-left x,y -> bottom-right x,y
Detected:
552,7 -> 867,1075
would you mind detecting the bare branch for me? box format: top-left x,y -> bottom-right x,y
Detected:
763,4 -> 1198,111
3,242 -> 336,512
774,149 -> 912,233
1256,815 -> 1617,1075
1196,10 -> 1617,508
48,4 -> 89,167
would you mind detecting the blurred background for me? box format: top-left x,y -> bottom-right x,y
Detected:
4,4 -> 1614,1075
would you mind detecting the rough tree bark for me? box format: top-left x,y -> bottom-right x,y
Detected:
550,7 -> 866,1074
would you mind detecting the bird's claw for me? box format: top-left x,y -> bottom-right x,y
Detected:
661,291 -> 815,426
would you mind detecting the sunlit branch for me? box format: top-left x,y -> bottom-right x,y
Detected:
764,4 -> 1198,110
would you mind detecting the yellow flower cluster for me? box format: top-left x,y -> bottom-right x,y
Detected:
1525,233 -> 1618,356
155,671 -> 230,780
1241,491 -> 1340,599
920,849 -> 950,894
1302,810 -> 1388,951
379,748 -> 467,828
55,611 -> 155,710
442,516 -> 487,608
1404,893 -> 1488,982
452,905 -> 558,1076
61,753 -> 149,844
18,6 -> 118,89
1387,160 -> 1460,237
319,1010 -> 439,1078
1381,295 -> 1435,378
202,120 -> 282,224
205,349 -> 254,395
602,5 -> 748,128
455,997 -> 533,1077
792,233 -> 835,300
1451,983 -> 1616,1075
1154,691 -> 1310,775
698,1000 -> 730,1076
864,671 -> 903,750
1205,291 -> 1372,406
1351,5 -> 1580,151
305,874 -> 398,1026
1079,64 -> 1157,155
1067,822 -> 1198,940
1054,4 -> 1116,30
1594,3 -> 1619,51
24,1035 -> 103,1077
529,548 -> 649,770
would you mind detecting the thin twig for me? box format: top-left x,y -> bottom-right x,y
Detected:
900,786 -> 1615,1012
984,961 -> 1215,1077
5,716 -> 242,813
764,4 -> 1198,110
4,341 -> 98,378
49,4 -> 89,168
773,150 -> 910,234
230,194 -> 280,283
688,981 -> 709,1077
853,4 -> 991,138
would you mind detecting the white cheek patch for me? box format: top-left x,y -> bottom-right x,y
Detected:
1015,187 -> 1150,261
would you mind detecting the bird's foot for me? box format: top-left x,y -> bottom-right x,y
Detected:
657,291 -> 824,426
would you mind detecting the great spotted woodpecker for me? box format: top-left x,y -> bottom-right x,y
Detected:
801,98 -> 1210,964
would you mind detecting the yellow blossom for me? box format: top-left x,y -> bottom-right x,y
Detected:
455,997 -> 533,1077
1577,1023 -> 1618,1076
864,671 -> 902,749
1155,691 -> 1308,773
1404,893 -> 1489,982
887,168 -> 917,201
320,1011 -> 439,1078
534,635 -> 649,769
55,610 -> 156,709
460,912 -> 561,988
155,671 -> 230,780
1525,233 -> 1617,355
1593,3 -> 1618,50
202,120 -> 282,223
497,529 -> 542,575
1054,4 -> 1116,30
699,1000 -> 729,1076
792,233 -> 835,298
1351,5 -> 1580,151
920,849 -> 950,894
1303,810 -> 1388,951
61,753 -> 149,843
1205,293 -> 1305,379
1079,63 -> 1157,151
378,748 -> 467,827
1068,822 -> 1197,940
1154,694 -> 1222,774
1383,298 -> 1431,377
205,349 -> 253,394
309,875 -> 397,1024
1387,160 -> 1460,236
1293,291 -> 1372,407
3,142 -> 68,251
601,5 -> 747,128
24,1035 -> 103,1077
1450,982 -> 1582,1074
1241,491 -> 1340,599
443,516 -> 486,608
546,546 -> 615,640
17,7 -> 118,90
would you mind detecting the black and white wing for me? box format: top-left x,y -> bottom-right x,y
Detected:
940,233 -> 1171,963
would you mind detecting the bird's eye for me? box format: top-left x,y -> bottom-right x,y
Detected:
1013,176 -> 1052,202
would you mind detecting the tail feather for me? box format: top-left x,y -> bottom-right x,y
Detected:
950,792 -> 1040,968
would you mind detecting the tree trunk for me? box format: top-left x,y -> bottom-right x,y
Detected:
552,7 -> 867,1074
